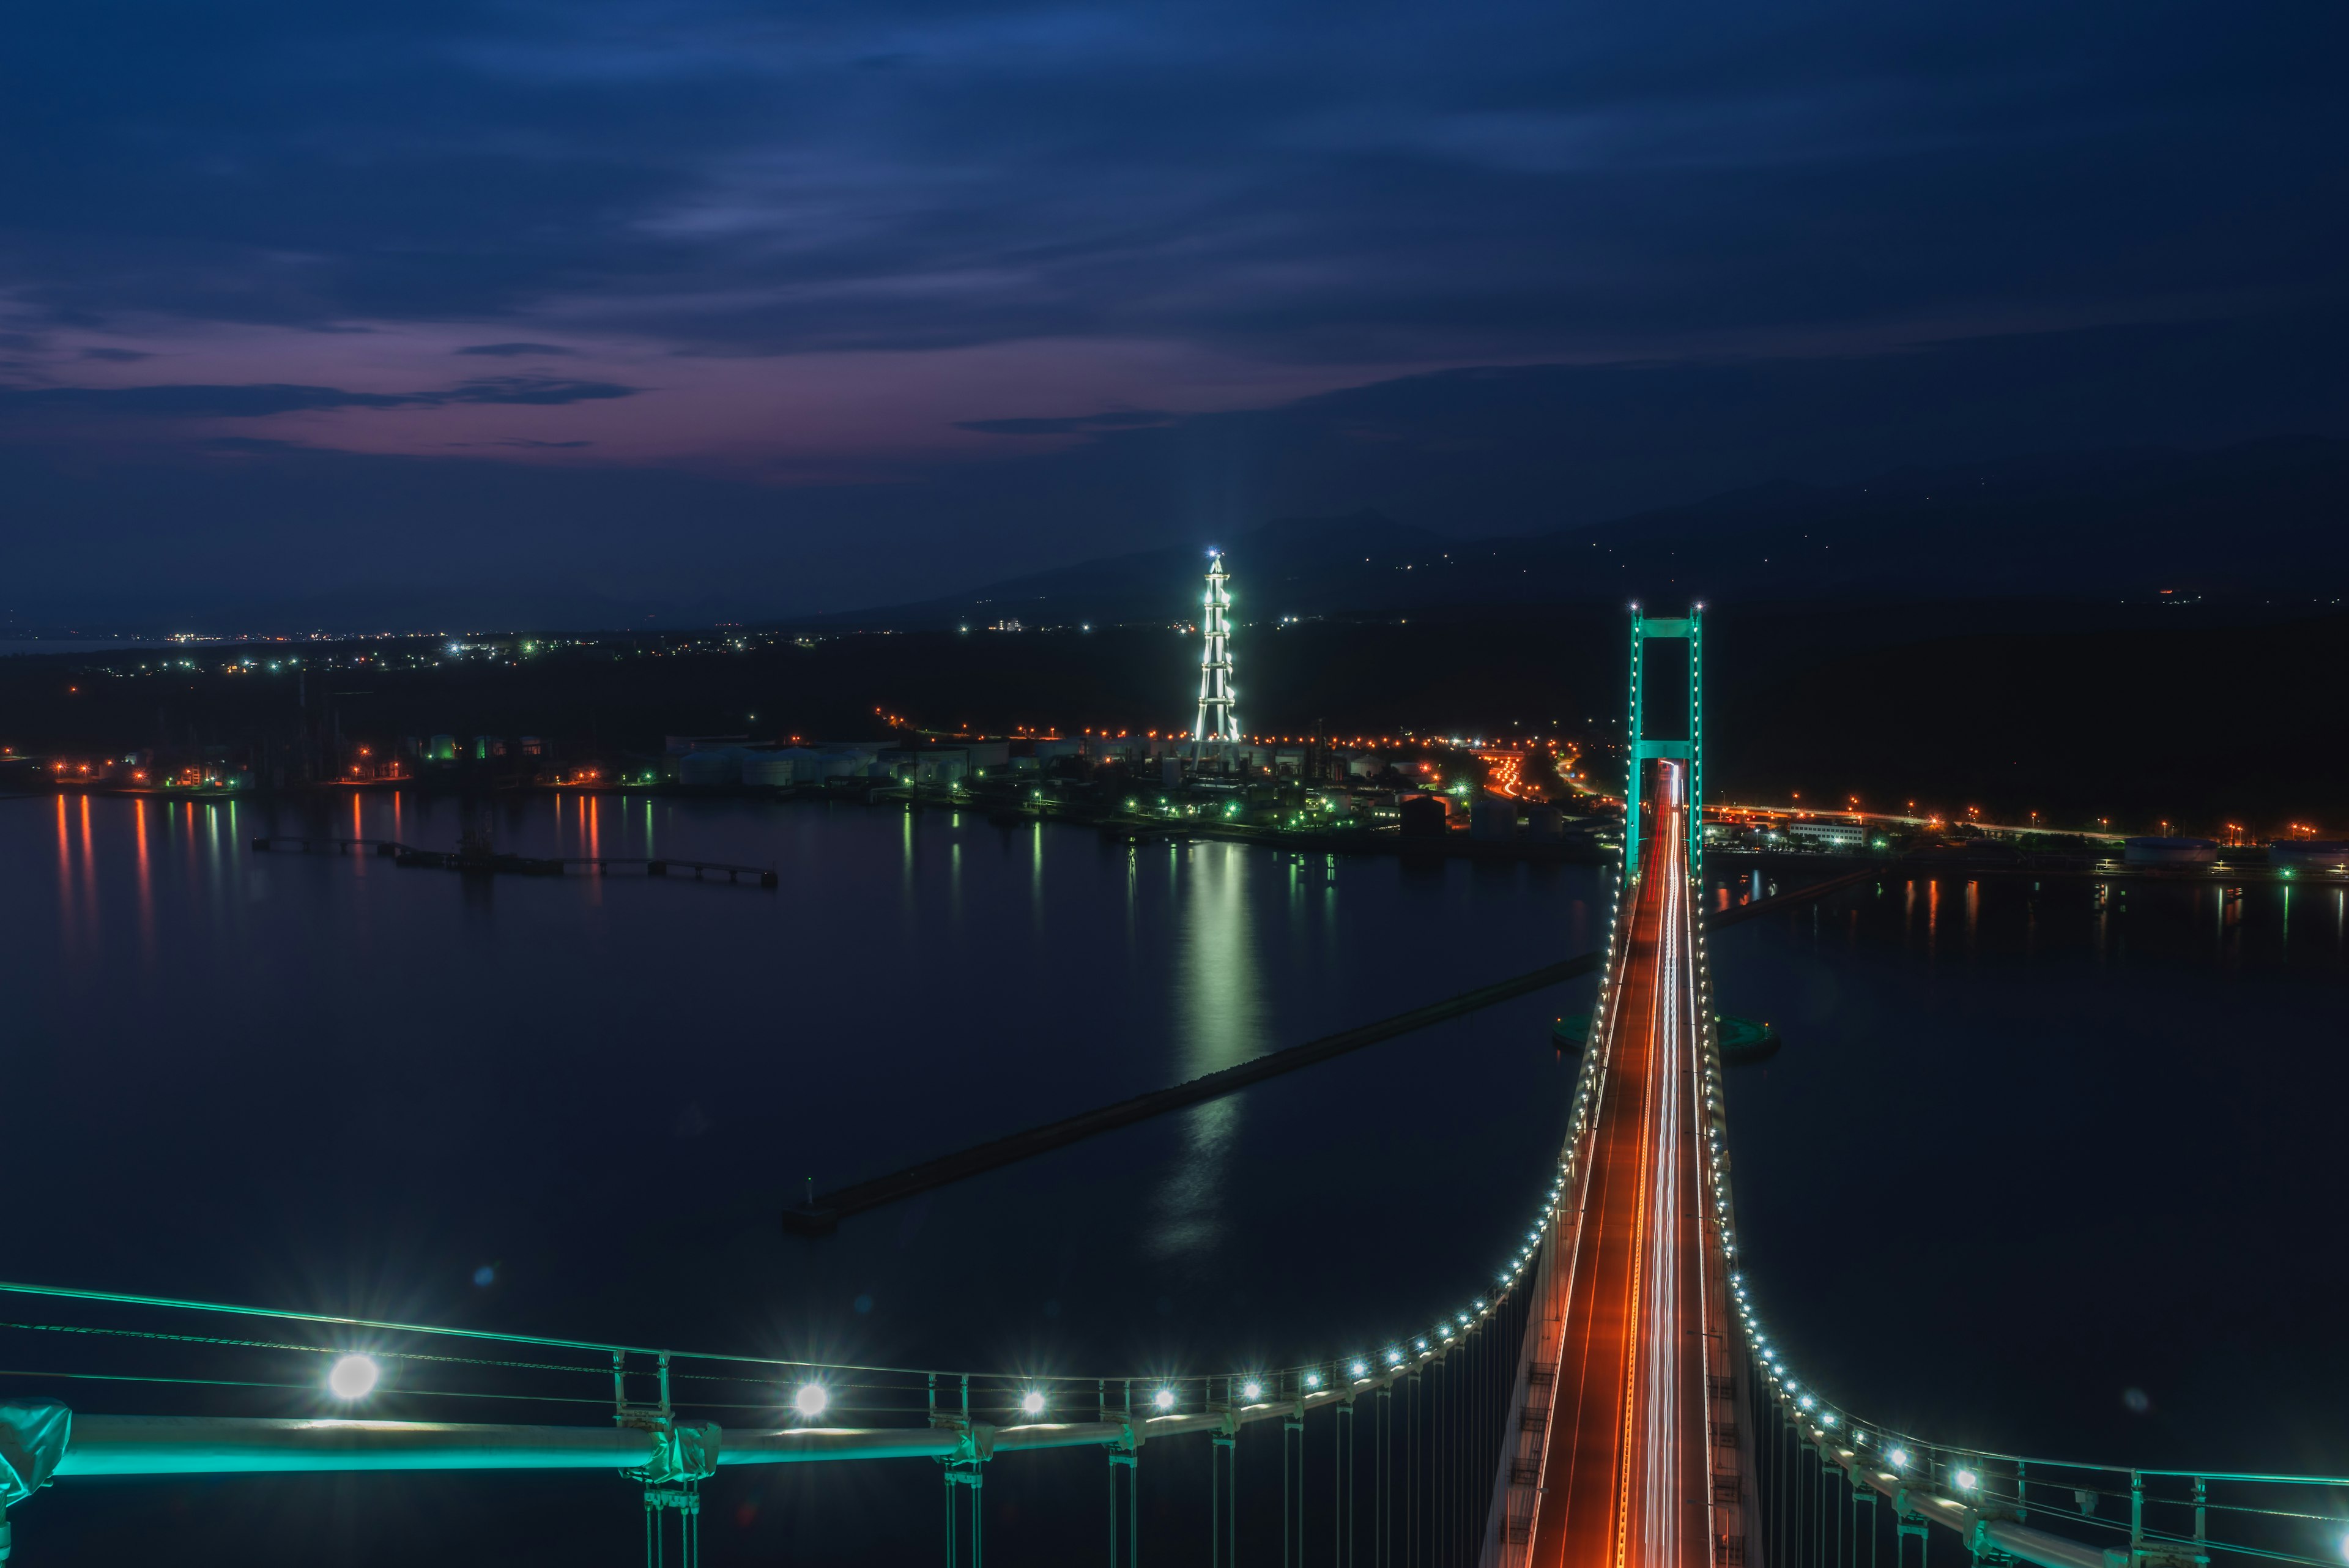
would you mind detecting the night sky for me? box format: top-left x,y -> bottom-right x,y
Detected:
3,1 -> 2343,625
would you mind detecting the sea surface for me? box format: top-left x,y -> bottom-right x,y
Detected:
3,790 -> 2342,1564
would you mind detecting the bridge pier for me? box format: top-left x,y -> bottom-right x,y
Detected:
1854,1471 -> 1880,1568
943,1460 -> 983,1567
1102,1379 -> 1140,1568
1108,1447 -> 1138,1567
642,1481 -> 702,1568
1209,1425 -> 1236,1568
1282,1407 -> 1305,1568
1402,1370 -> 1417,1564
1899,1506 -> 1932,1568
1819,1441 -> 1835,1568
1335,1395 -> 1356,1568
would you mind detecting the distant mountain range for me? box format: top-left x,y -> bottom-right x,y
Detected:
796,437 -> 2349,629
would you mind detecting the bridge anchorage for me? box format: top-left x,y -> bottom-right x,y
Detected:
3,607 -> 2342,1568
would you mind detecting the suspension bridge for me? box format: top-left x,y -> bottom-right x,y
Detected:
2,608 -> 2340,1568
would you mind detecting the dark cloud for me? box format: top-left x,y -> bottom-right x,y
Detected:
0,1 -> 2335,360
198,436 -> 313,453
6,311 -> 2344,629
958,411 -> 1175,436
0,376 -> 640,420
438,376 -> 637,406
455,342 -> 578,358
0,383 -> 427,417
0,0 -> 2342,618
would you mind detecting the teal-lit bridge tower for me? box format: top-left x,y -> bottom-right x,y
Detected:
1621,603 -> 1704,882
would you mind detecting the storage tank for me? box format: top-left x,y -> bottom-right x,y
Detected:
2122,836 -> 2217,865
741,756 -> 797,787
1469,796 -> 1518,842
678,748 -> 752,787
2269,840 -> 2349,871
1523,804 -> 1565,842
1399,794 -> 1450,838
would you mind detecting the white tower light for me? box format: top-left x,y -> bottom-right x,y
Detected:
1192,549 -> 1240,760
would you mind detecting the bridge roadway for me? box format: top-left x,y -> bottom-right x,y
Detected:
1524,765 -> 1736,1568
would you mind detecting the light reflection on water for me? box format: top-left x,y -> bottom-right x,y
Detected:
1154,842 -> 1265,1259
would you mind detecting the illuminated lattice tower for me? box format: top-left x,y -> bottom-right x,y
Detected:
1192,549 -> 1241,761
1622,603 -> 1704,883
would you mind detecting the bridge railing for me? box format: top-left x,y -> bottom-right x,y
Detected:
0,1170 -> 1556,1559
1742,1373 -> 2349,1568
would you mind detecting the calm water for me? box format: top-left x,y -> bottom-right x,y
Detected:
4,791 -> 2343,1562
1716,866 -> 2349,1476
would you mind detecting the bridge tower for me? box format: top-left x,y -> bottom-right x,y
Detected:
1192,549 -> 1241,762
1621,603 -> 1704,882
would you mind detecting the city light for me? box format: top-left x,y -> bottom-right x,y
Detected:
326,1354 -> 379,1400
794,1383 -> 828,1418
1955,1469 -> 1979,1490
1152,1388 -> 1175,1410
1021,1391 -> 1046,1416
1242,1380 -> 1263,1401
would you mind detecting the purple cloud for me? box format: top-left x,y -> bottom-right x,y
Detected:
455,343 -> 579,358
0,377 -> 640,419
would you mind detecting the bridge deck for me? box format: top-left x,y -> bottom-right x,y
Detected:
1527,778 -> 1731,1568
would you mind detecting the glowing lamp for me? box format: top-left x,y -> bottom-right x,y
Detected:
794,1383 -> 828,1418
327,1354 -> 379,1400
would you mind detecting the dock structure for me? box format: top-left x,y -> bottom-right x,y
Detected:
250,836 -> 778,888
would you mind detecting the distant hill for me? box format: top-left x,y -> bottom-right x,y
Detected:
798,437 -> 2349,628
787,510 -> 1451,630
